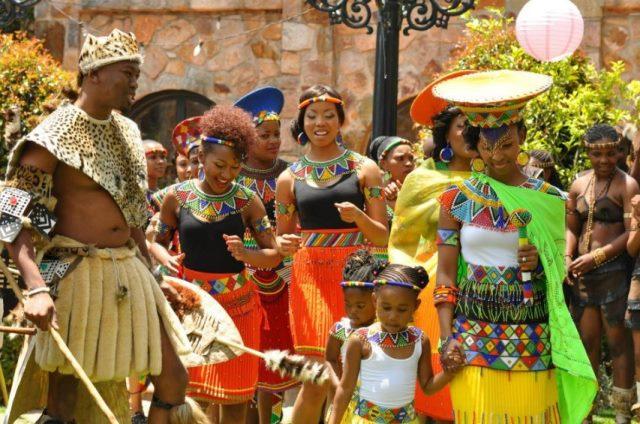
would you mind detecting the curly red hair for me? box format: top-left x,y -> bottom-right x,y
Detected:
200,105 -> 257,160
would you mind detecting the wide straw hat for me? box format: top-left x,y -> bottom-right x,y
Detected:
410,70 -> 477,127
432,70 -> 553,128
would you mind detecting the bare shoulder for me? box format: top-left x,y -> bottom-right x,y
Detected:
359,156 -> 380,175
17,141 -> 58,174
569,171 -> 591,194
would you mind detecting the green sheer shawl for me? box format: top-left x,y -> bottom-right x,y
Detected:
477,173 -> 597,423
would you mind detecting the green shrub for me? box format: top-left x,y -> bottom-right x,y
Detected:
445,8 -> 640,185
0,32 -> 75,175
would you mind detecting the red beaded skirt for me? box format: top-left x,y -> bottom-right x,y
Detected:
183,267 -> 261,403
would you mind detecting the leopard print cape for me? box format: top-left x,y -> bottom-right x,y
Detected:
7,101 -> 149,228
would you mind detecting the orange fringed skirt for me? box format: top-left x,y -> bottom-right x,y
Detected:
290,229 -> 365,357
183,267 -> 261,403
414,275 -> 453,420
251,265 -> 299,392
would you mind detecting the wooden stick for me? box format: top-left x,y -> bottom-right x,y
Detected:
0,359 -> 8,406
0,326 -> 36,336
0,250 -> 118,423
214,334 -> 266,360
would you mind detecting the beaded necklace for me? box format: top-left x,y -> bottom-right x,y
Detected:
174,180 -> 254,223
289,150 -> 363,184
580,171 -> 614,253
360,323 -> 422,349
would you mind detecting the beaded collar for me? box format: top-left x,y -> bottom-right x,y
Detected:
288,150 -> 364,183
440,176 -> 564,231
174,180 -> 254,223
241,159 -> 289,179
238,160 -> 288,205
357,323 -> 422,349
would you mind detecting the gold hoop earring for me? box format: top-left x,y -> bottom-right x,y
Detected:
517,151 -> 530,167
471,158 -> 486,173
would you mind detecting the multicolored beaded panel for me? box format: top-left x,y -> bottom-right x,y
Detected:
353,396 -> 417,423
453,315 -> 552,372
174,180 -> 254,223
301,230 -> 364,247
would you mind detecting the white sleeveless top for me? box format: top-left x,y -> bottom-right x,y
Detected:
358,332 -> 422,408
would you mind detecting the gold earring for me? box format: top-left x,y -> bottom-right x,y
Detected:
471,158 -> 485,173
517,150 -> 530,167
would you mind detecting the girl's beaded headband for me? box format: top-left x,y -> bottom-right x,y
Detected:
340,281 -> 375,289
373,279 -> 421,291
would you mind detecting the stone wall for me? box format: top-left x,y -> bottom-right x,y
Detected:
34,0 -> 640,157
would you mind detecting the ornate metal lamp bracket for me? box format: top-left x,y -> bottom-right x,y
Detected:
1,0 -> 42,32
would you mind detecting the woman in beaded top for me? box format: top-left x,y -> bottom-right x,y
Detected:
434,70 -> 596,422
155,105 -> 281,423
275,84 -> 388,423
566,123 -> 638,421
233,86 -> 298,423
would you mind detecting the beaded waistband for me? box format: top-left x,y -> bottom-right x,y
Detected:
301,229 -> 364,248
354,396 -> 416,423
183,268 -> 248,295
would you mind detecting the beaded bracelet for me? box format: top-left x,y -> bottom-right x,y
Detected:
26,286 -> 50,298
433,285 -> 459,307
592,247 -> 607,268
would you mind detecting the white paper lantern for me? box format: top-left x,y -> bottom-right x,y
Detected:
516,0 -> 584,62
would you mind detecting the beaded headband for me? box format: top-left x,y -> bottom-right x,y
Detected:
529,159 -> 555,169
379,138 -> 412,161
340,281 -> 375,289
584,138 -> 621,150
144,147 -> 167,157
254,110 -> 280,126
373,279 -> 421,292
298,94 -> 344,110
201,135 -> 236,149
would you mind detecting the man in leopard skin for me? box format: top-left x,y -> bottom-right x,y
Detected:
2,29 -> 206,424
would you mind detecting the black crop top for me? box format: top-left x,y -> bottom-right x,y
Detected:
178,209 -> 245,274
294,172 -> 365,230
174,180 -> 252,274
576,196 -> 624,223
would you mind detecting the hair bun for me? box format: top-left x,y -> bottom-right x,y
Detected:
413,265 -> 429,289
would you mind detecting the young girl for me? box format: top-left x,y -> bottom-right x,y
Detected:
330,263 -> 459,424
326,249 -> 378,379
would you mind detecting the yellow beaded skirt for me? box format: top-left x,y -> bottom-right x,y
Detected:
450,366 -> 560,423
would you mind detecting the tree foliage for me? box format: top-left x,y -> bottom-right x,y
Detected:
0,32 -> 75,174
446,8 -> 640,185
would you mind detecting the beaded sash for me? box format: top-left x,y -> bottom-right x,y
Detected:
354,396 -> 416,423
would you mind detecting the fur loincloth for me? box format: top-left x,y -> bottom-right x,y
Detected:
34,235 -> 190,381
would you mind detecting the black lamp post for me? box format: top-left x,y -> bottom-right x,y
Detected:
306,0 -> 475,138
1,0 -> 42,32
